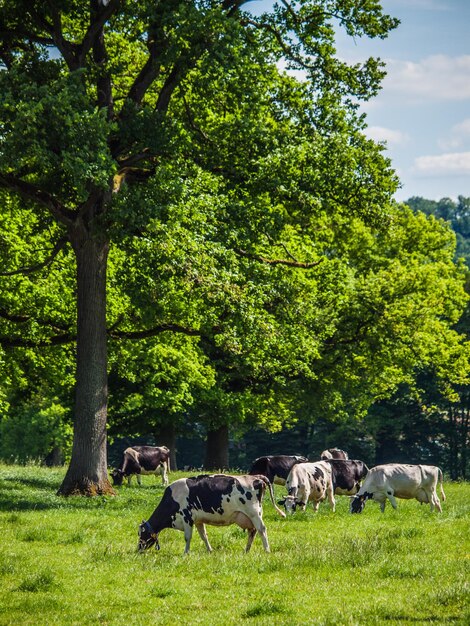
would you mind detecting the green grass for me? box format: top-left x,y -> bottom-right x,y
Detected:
0,464 -> 468,625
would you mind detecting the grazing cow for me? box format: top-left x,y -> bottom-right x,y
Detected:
326,459 -> 369,496
111,446 -> 170,486
138,474 -> 286,554
278,461 -> 335,513
320,447 -> 349,460
350,463 -> 446,513
248,454 -> 308,485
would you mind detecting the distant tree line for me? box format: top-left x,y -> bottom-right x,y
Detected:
106,195 -> 470,479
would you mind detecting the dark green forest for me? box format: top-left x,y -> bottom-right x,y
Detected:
0,2 -> 468,488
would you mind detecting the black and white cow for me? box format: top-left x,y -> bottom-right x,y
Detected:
326,459 -> 369,496
248,454 -> 308,485
138,474 -> 286,554
111,446 -> 170,486
350,463 -> 446,513
320,447 -> 349,460
278,461 -> 335,513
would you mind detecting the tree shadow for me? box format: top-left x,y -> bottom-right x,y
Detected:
0,473 -> 113,511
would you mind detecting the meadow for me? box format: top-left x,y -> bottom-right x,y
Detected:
0,464 -> 468,626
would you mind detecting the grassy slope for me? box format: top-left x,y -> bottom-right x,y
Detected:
0,464 -> 468,626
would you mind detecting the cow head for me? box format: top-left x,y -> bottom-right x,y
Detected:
138,520 -> 160,552
350,492 -> 371,514
278,496 -> 305,514
111,468 -> 124,486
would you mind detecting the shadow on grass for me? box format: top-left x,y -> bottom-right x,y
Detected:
1,474 -> 61,490
0,473 -> 113,512
380,616 -> 460,623
0,472 -> 158,512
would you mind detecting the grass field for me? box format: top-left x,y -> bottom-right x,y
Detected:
0,464 -> 468,625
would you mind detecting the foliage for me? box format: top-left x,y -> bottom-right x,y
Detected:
406,195 -> 470,267
0,2 -> 469,485
0,398 -> 72,464
0,464 -> 468,625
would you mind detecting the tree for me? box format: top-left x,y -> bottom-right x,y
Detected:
407,196 -> 470,266
0,0 -> 408,493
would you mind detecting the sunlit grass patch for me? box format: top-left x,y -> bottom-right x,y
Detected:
242,599 -> 285,618
16,570 -> 59,593
378,562 -> 426,579
434,581 -> 469,608
149,585 -> 176,599
0,465 -> 469,625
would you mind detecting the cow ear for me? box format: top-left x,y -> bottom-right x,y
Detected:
277,499 -> 285,506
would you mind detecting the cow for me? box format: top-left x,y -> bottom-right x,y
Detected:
350,463 -> 446,514
248,454 -> 308,485
320,447 -> 349,460
326,459 -> 369,496
111,445 -> 170,486
278,461 -> 335,513
138,474 -> 286,554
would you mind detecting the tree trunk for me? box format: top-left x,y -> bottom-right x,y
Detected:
203,424 -> 229,471
58,230 -> 114,495
460,407 -> 469,480
43,446 -> 64,467
155,422 -> 178,470
448,406 -> 458,480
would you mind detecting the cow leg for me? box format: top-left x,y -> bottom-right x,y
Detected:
195,524 -> 213,553
245,528 -> 257,553
251,518 -> 270,553
183,524 -> 194,554
127,475 -> 132,487
161,462 -> 168,486
136,474 -> 142,486
428,490 -> 442,513
327,483 -> 336,513
386,491 -> 398,509
312,499 -> 320,512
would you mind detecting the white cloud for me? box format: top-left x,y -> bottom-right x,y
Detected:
384,55 -> 470,101
366,126 -> 409,145
413,151 -> 470,176
389,0 -> 447,8
438,118 -> 470,150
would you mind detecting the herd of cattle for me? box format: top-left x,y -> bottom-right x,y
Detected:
109,445 -> 446,554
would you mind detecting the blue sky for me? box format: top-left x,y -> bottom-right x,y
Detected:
251,0 -> 470,202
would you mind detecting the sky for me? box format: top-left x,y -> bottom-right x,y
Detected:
251,0 -> 470,202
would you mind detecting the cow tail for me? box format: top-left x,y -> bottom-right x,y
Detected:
260,476 -> 286,518
438,467 -> 446,502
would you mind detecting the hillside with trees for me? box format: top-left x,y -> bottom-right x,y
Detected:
0,2 -> 469,487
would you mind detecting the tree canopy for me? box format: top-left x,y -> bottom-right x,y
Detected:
1,1 -> 468,488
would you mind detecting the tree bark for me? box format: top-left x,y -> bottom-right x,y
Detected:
57,230 -> 115,495
43,446 -> 64,467
155,422 -> 178,470
203,424 -> 229,470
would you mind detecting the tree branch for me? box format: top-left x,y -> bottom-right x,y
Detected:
126,51 -> 162,107
27,2 -> 79,69
0,236 -> 68,277
156,58 -> 194,115
0,173 -> 76,227
109,323 -> 202,340
235,248 -> 323,268
77,0 -> 122,67
0,333 -> 75,348
183,95 -> 211,142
